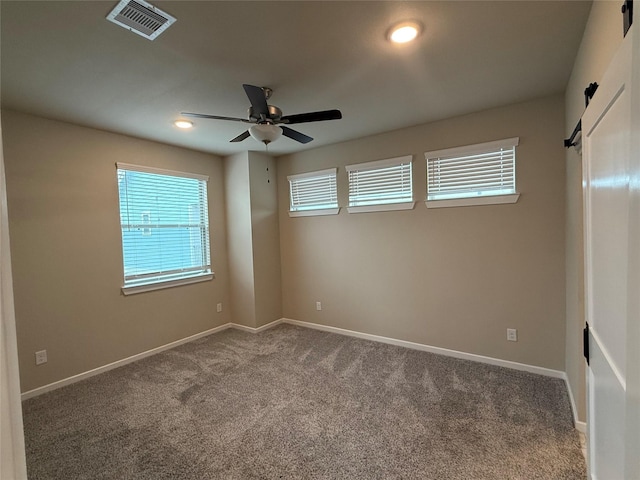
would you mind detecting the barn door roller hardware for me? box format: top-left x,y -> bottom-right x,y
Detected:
565,0 -> 631,150
564,121 -> 582,149
564,83 -> 599,149
623,0 -> 633,37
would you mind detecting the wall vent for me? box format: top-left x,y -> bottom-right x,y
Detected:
107,0 -> 176,40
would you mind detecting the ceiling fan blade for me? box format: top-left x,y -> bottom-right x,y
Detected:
230,130 -> 251,142
242,84 -> 269,117
281,126 -> 313,144
280,109 -> 342,125
181,112 -> 250,123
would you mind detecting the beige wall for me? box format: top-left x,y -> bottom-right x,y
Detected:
2,110 -> 230,392
564,0 -> 622,422
225,152 -> 257,328
4,3 -> 621,399
248,152 -> 282,328
278,95 -> 567,370
225,151 -> 282,329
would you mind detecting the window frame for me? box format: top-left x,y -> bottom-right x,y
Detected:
346,155 -> 415,214
116,162 -> 214,295
287,168 -> 340,217
424,137 -> 520,208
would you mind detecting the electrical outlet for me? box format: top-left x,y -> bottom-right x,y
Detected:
316,301 -> 322,311
507,328 -> 518,342
216,303 -> 222,313
35,350 -> 47,365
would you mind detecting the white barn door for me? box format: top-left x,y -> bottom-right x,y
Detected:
582,25 -> 640,480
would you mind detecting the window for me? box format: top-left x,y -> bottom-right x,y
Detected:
116,163 -> 213,295
288,168 -> 339,217
425,137 -> 520,208
346,155 -> 414,213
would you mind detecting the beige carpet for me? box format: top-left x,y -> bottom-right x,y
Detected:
22,324 -> 586,479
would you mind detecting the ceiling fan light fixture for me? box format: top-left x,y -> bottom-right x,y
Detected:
388,21 -> 423,44
174,120 -> 193,129
249,124 -> 282,145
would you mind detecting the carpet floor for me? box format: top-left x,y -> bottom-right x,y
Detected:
22,324 -> 586,479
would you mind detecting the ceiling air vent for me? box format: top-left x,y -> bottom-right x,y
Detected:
107,0 -> 176,40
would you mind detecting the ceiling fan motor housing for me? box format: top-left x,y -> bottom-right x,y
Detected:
248,105 -> 282,123
181,84 -> 341,144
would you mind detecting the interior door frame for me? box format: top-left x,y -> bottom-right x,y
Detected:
583,24 -> 640,479
623,19 -> 640,478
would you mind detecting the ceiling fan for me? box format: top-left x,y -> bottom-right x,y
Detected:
181,84 -> 342,145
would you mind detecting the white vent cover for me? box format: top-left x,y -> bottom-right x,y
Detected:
107,0 -> 176,40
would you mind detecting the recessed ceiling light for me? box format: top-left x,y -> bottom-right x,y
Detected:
388,21 -> 423,44
174,120 -> 193,129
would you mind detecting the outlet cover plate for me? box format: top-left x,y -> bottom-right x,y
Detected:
35,350 -> 48,365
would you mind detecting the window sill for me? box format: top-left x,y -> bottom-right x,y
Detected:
347,202 -> 415,214
289,208 -> 340,217
122,273 -> 214,296
425,193 -> 520,209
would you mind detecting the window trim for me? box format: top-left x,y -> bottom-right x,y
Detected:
424,138 -> 519,208
287,168 -> 340,217
289,208 -> 340,218
425,193 -> 520,209
346,155 -> 415,213
121,273 -> 214,296
347,202 -> 415,214
116,162 -> 214,295
117,162 -> 209,182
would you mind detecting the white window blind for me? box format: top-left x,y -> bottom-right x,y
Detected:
346,155 -> 413,209
288,168 -> 338,216
116,163 -> 212,292
426,138 -> 518,201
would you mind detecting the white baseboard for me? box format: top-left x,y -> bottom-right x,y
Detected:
562,371 -> 586,432
21,323 -> 233,400
280,318 -> 565,379
229,318 -> 283,333
20,316 -> 572,414
280,318 -> 589,432
21,319 -> 286,400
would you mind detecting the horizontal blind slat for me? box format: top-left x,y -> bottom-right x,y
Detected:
348,160 -> 412,207
117,167 -> 212,287
428,151 -> 513,163
426,145 -> 516,200
289,170 -> 338,212
427,172 -> 514,186
427,159 -> 513,173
